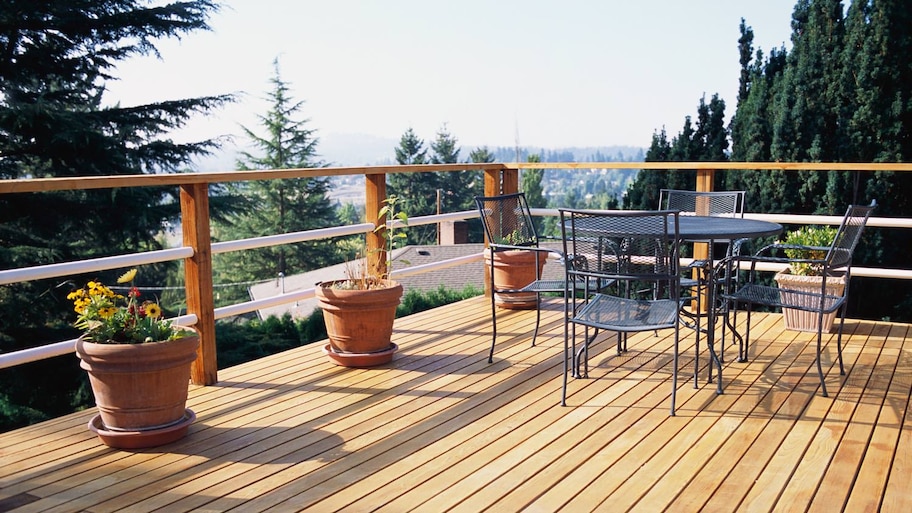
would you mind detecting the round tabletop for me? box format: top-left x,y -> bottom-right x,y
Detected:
563,214 -> 783,241
677,216 -> 782,241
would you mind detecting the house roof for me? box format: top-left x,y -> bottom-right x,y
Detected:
247,244 -> 488,320
247,242 -> 565,320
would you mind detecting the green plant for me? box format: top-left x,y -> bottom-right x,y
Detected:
68,269 -> 190,343
497,228 -> 529,246
782,225 -> 838,276
333,195 -> 409,290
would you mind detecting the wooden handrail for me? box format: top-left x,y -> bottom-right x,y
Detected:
3,161 -> 912,384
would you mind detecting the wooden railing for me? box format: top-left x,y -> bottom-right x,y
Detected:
2,161 -> 912,385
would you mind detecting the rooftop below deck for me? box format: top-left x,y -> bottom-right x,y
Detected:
1,296 -> 910,512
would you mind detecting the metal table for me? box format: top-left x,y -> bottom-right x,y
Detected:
562,213 -> 783,395
563,213 -> 782,240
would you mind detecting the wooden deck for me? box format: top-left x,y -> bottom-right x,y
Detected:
1,296 -> 910,512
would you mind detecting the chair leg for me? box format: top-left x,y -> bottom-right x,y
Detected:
816,329 -> 829,398
835,304 -> 848,375
693,283 -> 701,388
531,293 -> 542,347
488,289 -> 497,364
562,320 -> 569,406
741,306 -> 752,363
671,327 -> 679,416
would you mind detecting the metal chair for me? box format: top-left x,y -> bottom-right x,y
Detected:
559,208 -> 684,415
475,193 -> 565,363
659,189 -> 746,384
718,201 -> 875,397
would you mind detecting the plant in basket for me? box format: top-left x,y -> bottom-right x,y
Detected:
70,269 -> 199,449
774,225 -> 844,332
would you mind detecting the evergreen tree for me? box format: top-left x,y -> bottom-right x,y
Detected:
625,95 -> 728,210
726,0 -> 912,321
432,125 -> 479,243
521,154 -> 548,235
521,154 -> 546,209
393,127 -> 428,165
389,127 -> 438,245
0,0 -> 231,430
213,59 -> 337,298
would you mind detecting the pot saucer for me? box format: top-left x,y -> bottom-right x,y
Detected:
89,408 -> 195,450
323,343 -> 397,367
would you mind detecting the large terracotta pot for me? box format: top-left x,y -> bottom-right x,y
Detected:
484,249 -> 547,310
75,330 -> 199,448
315,280 -> 403,366
773,270 -> 846,333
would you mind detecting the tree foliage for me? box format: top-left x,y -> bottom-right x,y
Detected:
389,127 -> 438,245
0,0 -> 231,429
213,60 -> 338,303
725,0 -> 912,321
624,94 -> 729,210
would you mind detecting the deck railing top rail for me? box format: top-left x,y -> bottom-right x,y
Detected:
2,161 -> 909,385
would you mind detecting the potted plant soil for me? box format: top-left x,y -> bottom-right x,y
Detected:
70,269 -> 199,449
773,225 -> 845,332
316,196 -> 407,367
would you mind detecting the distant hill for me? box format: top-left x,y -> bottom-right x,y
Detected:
190,132 -> 644,171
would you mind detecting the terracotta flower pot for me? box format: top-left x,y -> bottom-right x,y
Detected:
484,249 -> 548,310
75,330 -> 199,448
773,270 -> 846,333
315,280 -> 403,366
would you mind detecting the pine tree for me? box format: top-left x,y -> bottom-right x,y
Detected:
432,125 -> 479,238
388,127 -> 438,245
625,95 -> 728,210
213,60 -> 338,295
0,0 -> 231,430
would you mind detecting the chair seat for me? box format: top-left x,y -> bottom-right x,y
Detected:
724,283 -> 844,314
520,279 -> 566,293
573,295 -> 681,332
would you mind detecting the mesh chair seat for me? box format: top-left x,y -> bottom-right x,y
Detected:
521,279 -> 565,293
726,283 -> 844,314
575,296 -> 681,332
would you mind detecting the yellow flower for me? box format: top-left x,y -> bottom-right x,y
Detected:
117,269 -> 137,284
144,303 -> 162,319
98,307 -> 117,319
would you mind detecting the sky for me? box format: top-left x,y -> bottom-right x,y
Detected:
105,0 -> 800,159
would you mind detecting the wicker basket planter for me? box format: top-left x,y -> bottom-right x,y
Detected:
773,270 -> 846,333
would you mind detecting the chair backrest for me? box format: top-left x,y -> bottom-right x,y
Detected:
559,209 -> 681,294
475,192 -> 539,248
826,202 -> 876,270
659,189 -> 745,217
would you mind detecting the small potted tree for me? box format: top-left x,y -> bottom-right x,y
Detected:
315,196 -> 407,367
773,225 -> 843,332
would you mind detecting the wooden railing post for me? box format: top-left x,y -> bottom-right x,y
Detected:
180,183 -> 218,385
366,173 -> 387,278
694,168 -> 715,312
502,166 -> 519,195
483,168 -> 500,198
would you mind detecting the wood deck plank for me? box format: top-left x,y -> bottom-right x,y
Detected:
0,297 -> 909,513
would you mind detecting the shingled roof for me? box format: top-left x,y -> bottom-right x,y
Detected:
247,243 -> 564,320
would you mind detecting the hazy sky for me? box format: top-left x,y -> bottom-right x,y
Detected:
106,0 -> 799,153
